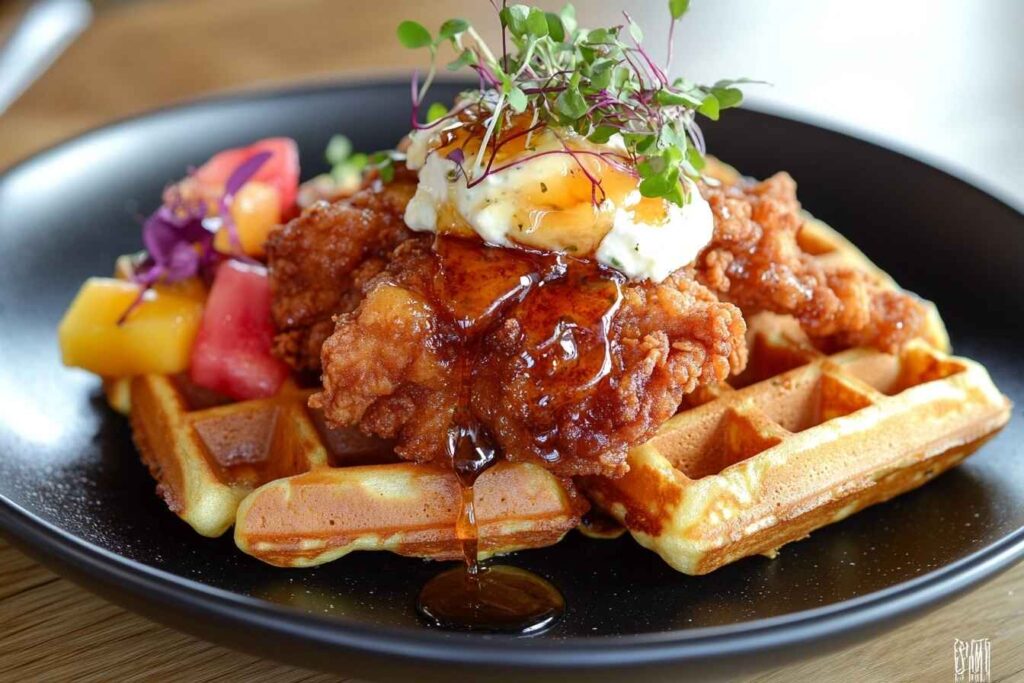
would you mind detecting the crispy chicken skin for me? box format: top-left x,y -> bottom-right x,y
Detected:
696,172 -> 928,351
266,170 -> 416,371
310,237 -> 747,478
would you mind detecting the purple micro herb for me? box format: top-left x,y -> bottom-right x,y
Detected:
218,150 -> 273,256
446,148 -> 466,165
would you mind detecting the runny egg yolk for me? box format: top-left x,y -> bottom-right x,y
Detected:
404,119 -> 715,283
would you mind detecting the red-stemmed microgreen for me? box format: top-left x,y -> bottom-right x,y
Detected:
392,2 -> 761,206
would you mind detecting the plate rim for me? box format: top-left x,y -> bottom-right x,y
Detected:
3,490 -> 1023,668
1,78 -> 1022,670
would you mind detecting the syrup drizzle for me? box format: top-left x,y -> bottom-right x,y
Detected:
417,418 -> 565,634
414,237 -> 559,633
414,235 -> 625,633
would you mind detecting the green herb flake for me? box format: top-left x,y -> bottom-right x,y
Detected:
325,135 -> 352,165
426,102 -> 448,122
396,20 -> 432,49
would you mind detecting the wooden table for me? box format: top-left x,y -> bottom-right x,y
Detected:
1,1 -> 1021,680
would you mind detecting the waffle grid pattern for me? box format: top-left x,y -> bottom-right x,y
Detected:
129,375 -> 582,565
582,325 -> 1010,574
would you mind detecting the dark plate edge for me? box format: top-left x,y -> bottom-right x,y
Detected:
2,493 -> 1023,669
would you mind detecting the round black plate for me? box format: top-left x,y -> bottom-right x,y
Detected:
0,81 -> 1021,682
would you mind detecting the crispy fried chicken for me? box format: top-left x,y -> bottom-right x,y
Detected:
268,163 -> 929,477
696,172 -> 928,351
309,236 -> 746,477
266,169 -> 416,371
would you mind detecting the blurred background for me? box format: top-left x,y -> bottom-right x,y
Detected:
0,0 -> 1021,205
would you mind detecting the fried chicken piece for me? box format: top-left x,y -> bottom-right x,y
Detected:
696,172 -> 930,352
266,171 -> 417,371
311,236 -> 746,478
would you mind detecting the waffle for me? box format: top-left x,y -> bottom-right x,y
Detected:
579,197 -> 1008,574
582,319 -> 1009,574
128,374 -> 584,561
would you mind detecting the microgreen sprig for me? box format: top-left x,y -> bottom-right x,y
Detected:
395,2 -> 760,206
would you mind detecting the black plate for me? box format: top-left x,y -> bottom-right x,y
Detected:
0,81 -> 1021,681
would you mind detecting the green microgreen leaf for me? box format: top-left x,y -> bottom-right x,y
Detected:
714,77 -> 768,88
397,20 -> 432,49
438,19 -> 468,41
559,3 -> 578,34
628,20 -> 643,44
654,88 -> 702,107
555,86 -> 587,122
368,151 -> 397,183
635,134 -> 657,155
698,93 -> 720,120
587,125 -> 618,144
638,171 -> 675,198
663,176 -> 685,206
685,145 -> 706,172
526,8 -> 549,37
426,102 -> 448,122
712,86 -> 743,109
586,27 -> 616,45
447,49 -> 477,71
325,134 -> 352,165
545,12 -> 565,42
500,5 -> 530,37
508,87 -> 528,113
658,123 -> 684,151
669,0 -> 690,20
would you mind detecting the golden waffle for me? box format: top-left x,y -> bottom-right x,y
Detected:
576,166 -> 999,575
580,195 -> 1007,575
582,320 -> 1010,575
128,374 -> 584,561
129,375 -> 328,537
235,461 -> 583,567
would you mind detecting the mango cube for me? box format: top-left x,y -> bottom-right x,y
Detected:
59,278 -> 204,377
213,181 -> 281,257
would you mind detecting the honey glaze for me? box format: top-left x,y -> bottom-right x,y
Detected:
415,235 -> 626,633
417,410 -> 567,634
417,564 -> 565,634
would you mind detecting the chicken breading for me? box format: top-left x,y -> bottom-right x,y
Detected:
310,236 -> 747,478
696,172 -> 929,352
266,171 -> 415,371
270,163 -> 930,477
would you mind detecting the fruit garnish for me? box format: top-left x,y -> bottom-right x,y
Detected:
59,278 -> 204,377
194,137 -> 300,215
189,260 -> 289,401
118,148 -> 278,323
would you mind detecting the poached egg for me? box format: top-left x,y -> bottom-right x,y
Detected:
403,119 -> 714,283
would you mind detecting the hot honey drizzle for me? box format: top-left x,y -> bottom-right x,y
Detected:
416,235 -> 623,633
